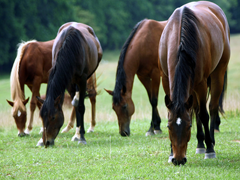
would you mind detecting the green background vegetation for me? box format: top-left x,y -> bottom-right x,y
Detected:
0,0 -> 239,72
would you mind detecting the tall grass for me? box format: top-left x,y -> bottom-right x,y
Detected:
0,35 -> 240,179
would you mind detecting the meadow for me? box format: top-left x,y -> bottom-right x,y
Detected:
0,35 -> 240,179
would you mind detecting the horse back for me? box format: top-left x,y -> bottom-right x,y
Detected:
160,1 -> 230,82
124,19 -> 166,74
55,22 -> 102,78
20,40 -> 54,85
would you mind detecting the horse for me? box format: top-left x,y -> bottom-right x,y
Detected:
7,39 -> 98,138
37,22 -> 102,147
159,1 -> 230,165
105,19 -> 167,136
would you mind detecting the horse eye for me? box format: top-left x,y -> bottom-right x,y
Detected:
122,104 -> 127,109
167,124 -> 170,129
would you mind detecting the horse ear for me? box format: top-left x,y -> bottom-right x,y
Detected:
36,96 -> 45,105
165,95 -> 173,109
23,97 -> 29,105
6,100 -> 14,107
185,95 -> 193,110
104,89 -> 113,96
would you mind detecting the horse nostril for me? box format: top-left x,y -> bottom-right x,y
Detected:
172,158 -> 177,165
183,157 -> 187,164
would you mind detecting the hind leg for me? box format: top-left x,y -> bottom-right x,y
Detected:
209,69 -> 227,146
25,80 -> 41,134
137,69 -> 161,136
195,81 -> 215,159
86,74 -> 97,133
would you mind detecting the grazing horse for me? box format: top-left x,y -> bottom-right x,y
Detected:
7,40 -> 97,137
37,22 -> 102,147
159,1 -> 230,165
105,19 -> 167,136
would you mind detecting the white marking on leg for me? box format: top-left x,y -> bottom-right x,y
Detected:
176,118 -> 182,126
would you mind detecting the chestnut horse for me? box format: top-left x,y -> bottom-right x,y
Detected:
159,1 -> 230,165
37,22 -> 102,147
105,19 -> 167,136
7,39 -> 97,137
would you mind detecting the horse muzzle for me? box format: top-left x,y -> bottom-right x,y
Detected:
172,157 -> 187,166
45,139 -> 55,148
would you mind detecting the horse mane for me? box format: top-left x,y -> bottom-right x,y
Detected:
172,7 -> 199,114
41,26 -> 85,116
113,19 -> 147,105
10,40 -> 36,111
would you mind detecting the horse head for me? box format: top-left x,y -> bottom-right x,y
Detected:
6,98 -> 29,136
165,95 -> 193,165
105,89 -> 135,136
37,95 -> 64,147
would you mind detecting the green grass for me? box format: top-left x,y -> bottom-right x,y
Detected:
0,35 -> 240,179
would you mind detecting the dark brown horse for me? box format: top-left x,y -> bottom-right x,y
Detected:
7,40 -> 97,137
37,22 -> 102,147
159,1 -> 230,165
105,19 -> 167,136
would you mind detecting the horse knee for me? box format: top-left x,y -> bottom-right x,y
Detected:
151,97 -> 158,107
30,101 -> 37,112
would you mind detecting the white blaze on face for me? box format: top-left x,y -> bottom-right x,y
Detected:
176,118 -> 182,126
17,110 -> 21,117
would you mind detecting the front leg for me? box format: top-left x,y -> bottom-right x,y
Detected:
76,81 -> 87,144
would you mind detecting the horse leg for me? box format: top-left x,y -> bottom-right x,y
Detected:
87,94 -> 96,133
168,143 -> 174,163
87,74 -> 97,133
25,81 -> 41,134
192,93 -> 205,154
209,69 -> 226,146
196,82 -> 215,159
62,107 -> 76,133
137,71 -> 161,136
76,80 -> 87,144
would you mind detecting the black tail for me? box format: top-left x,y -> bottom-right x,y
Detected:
219,70 -> 227,114
113,19 -> 147,105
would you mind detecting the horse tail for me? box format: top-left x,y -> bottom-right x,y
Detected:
10,40 -> 37,101
219,70 -> 228,114
172,7 -> 199,112
113,19 -> 147,105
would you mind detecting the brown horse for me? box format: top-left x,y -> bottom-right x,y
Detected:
105,19 -> 167,136
159,1 -> 230,165
37,22 -> 102,147
7,39 -> 97,137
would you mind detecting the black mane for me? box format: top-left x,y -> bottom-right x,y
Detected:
41,26 -> 85,117
113,19 -> 147,105
172,7 -> 199,114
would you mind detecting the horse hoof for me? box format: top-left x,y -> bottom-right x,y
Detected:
214,129 -> 220,133
71,136 -> 80,142
61,126 -> 72,133
196,148 -> 206,154
168,155 -> 173,163
18,132 -> 26,137
154,130 -> 162,134
204,152 -> 216,159
36,138 -> 44,147
145,131 -> 154,136
87,128 -> 94,133
78,140 -> 87,145
24,129 -> 31,135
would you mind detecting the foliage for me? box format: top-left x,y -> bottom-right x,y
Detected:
0,0 -> 239,72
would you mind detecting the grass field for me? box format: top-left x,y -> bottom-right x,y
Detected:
0,35 -> 240,179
